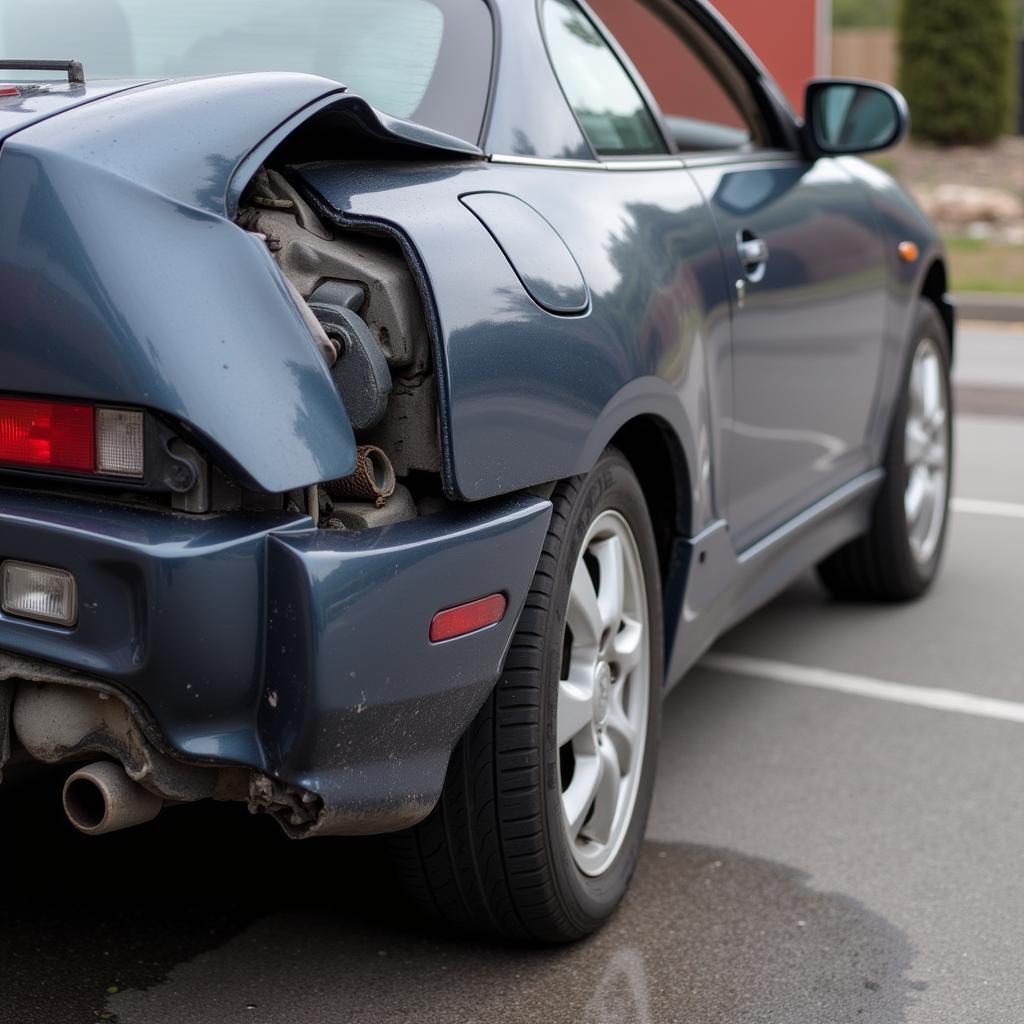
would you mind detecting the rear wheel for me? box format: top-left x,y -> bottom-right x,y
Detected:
390,450 -> 663,941
817,300 -> 952,600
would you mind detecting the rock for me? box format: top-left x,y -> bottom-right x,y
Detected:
966,221 -> 994,240
915,184 -> 1024,225
1004,224 -> 1024,246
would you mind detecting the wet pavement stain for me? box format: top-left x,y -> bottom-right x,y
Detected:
1,767 -> 921,1024
0,768 -> 275,1023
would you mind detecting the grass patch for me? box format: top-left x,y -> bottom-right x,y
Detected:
946,237 -> 1024,293
833,0 -> 897,27
867,154 -> 900,177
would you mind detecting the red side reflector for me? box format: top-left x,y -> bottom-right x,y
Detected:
0,398 -> 95,472
430,593 -> 507,643
0,86 -> 20,98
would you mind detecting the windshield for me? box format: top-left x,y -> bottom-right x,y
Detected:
0,0 -> 493,141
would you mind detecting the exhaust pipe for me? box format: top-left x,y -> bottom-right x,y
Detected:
62,761 -> 163,836
327,445 -> 396,508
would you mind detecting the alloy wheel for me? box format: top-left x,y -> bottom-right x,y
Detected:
557,510 -> 650,877
904,336 -> 950,565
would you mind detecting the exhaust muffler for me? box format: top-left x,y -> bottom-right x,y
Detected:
62,760 -> 163,836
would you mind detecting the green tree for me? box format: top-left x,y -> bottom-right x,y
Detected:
899,0 -> 1012,145
834,0 -> 897,28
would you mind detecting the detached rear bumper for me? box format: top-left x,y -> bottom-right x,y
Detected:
0,491 -> 551,834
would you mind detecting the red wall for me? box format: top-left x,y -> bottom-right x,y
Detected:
712,0 -> 818,109
589,1 -> 819,114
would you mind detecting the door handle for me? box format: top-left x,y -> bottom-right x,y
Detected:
737,230 -> 769,282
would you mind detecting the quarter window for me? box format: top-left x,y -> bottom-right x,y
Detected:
542,0 -> 667,157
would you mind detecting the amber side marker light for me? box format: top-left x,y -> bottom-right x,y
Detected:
898,241 -> 920,264
430,594 -> 508,643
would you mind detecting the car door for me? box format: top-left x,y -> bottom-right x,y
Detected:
590,0 -> 890,551
687,157 -> 888,551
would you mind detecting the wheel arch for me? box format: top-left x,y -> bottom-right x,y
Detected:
609,415 -> 692,570
920,257 -> 955,358
608,414 -> 694,669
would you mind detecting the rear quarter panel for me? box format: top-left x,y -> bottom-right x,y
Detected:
298,159 -> 731,534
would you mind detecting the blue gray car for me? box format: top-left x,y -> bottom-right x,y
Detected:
0,0 -> 952,941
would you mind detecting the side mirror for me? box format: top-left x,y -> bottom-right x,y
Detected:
803,79 -> 909,157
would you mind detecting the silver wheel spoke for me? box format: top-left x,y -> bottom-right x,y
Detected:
611,616 -> 644,675
605,692 -> 638,774
905,469 -> 927,526
903,338 -> 950,565
557,678 -> 594,747
562,753 -> 601,840
921,352 -> 941,424
905,422 -> 929,466
910,360 -> 924,417
917,478 -> 937,536
581,739 -> 622,846
593,534 -> 625,634
925,443 -> 946,471
568,559 -> 602,647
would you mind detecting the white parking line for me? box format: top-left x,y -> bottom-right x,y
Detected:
952,497 -> 1024,520
700,653 -> 1024,725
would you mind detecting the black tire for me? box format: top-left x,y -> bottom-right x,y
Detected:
390,450 -> 663,942
817,299 -> 953,601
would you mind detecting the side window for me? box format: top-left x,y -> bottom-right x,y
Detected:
589,0 -> 760,152
542,0 -> 667,157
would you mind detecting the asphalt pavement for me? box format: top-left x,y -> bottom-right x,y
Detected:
2,322 -> 1023,1024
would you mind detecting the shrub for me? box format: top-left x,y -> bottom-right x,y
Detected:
834,0 -> 897,28
898,0 -> 1012,145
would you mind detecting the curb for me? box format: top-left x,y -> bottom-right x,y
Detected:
956,384 -> 1024,418
953,292 -> 1024,324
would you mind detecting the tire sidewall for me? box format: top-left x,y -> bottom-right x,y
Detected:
540,452 -> 663,931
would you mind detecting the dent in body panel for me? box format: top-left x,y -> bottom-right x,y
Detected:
298,159 -> 728,531
0,75 -> 375,493
0,148 -> 355,492
259,495 -> 552,834
0,77 -> 485,496
0,490 -> 315,766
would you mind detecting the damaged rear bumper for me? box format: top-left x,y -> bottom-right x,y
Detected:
0,491 -> 551,835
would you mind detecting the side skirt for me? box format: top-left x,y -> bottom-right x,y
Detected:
666,470 -> 885,686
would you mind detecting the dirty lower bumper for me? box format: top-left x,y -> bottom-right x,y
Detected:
0,491 -> 551,834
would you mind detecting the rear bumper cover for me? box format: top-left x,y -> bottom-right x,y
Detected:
0,491 -> 551,833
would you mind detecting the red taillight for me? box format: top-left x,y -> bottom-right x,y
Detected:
0,86 -> 20,98
0,398 -> 95,472
430,594 -> 508,643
